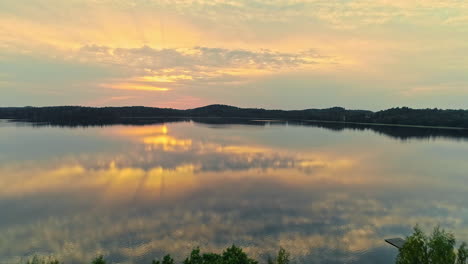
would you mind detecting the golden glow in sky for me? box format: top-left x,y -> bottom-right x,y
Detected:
2,0 -> 468,109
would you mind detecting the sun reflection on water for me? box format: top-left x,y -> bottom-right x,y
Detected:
0,122 -> 468,264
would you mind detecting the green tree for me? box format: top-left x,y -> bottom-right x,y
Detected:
183,245 -> 257,264
19,246 -> 291,264
276,248 -> 290,264
396,225 -> 467,264
428,226 -> 456,264
153,254 -> 175,264
183,247 -> 204,264
457,243 -> 468,264
267,248 -> 290,264
91,255 -> 106,264
221,245 -> 257,264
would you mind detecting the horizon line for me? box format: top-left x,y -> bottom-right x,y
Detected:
1,104 -> 467,112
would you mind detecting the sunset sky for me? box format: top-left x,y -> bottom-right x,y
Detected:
1,0 -> 468,109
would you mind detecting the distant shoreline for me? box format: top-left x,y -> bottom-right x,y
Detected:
299,119 -> 468,130
2,104 -> 468,129
4,116 -> 468,130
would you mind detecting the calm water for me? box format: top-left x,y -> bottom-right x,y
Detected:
1,119 -> 468,264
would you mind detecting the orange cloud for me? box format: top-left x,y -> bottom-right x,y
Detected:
103,83 -> 171,92
136,75 -> 193,83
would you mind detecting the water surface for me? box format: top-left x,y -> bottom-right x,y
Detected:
1,119 -> 468,264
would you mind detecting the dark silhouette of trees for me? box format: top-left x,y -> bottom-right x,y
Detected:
21,246 -> 289,264
2,105 -> 468,128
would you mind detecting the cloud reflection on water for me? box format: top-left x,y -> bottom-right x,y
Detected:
0,123 -> 468,264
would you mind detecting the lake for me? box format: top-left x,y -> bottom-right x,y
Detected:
1,119 -> 468,264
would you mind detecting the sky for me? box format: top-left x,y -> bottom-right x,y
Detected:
1,0 -> 468,110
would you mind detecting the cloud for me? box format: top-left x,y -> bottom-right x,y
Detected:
1,160 -> 466,263
117,0 -> 468,30
74,45 -> 330,96
3,0 -> 468,108
78,45 -> 324,71
102,83 -> 171,92
1,122 -> 468,263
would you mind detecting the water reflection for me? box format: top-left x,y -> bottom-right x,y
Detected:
11,117 -> 468,141
0,122 -> 468,264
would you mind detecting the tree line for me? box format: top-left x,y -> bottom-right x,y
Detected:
22,246 -> 290,264
2,105 -> 468,128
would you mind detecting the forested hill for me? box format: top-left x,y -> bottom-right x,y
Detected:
1,105 -> 468,128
